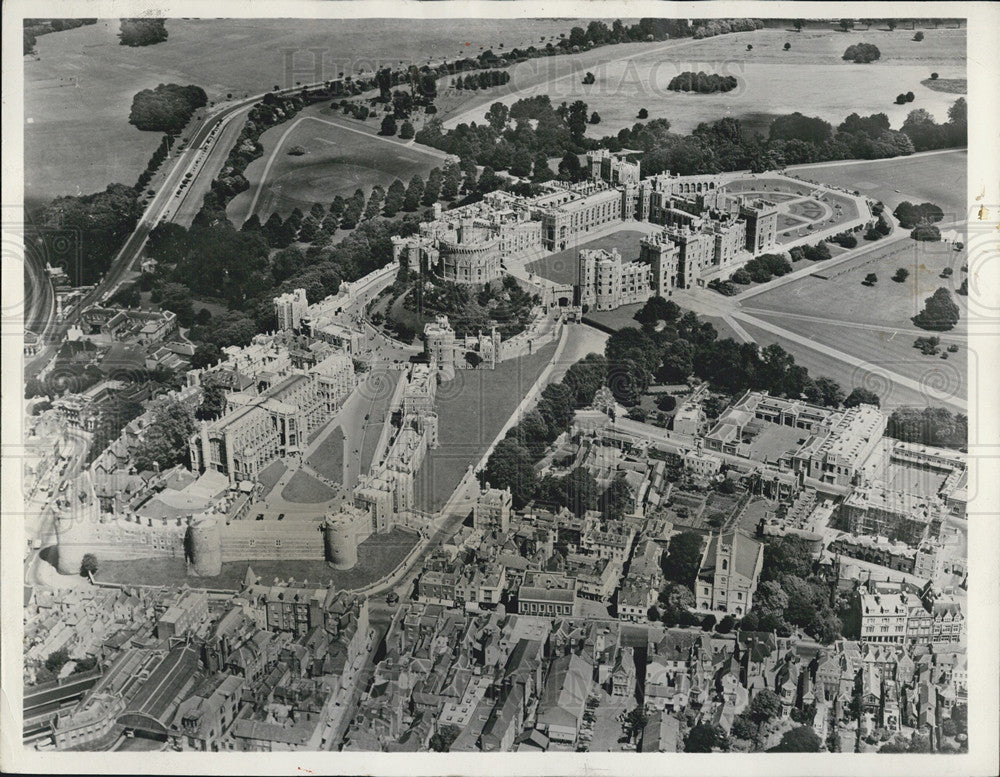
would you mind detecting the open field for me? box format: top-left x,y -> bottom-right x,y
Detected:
747,312 -> 967,402
227,103 -> 450,223
280,469 -> 338,503
789,149 -> 968,224
92,527 -> 420,590
413,343 -> 557,513
444,28 -> 965,137
745,236 -> 968,329
24,17 -> 586,206
257,459 -> 288,495
526,229 -> 649,285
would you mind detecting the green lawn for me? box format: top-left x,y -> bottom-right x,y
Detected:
258,459 -> 287,495
789,149 -> 968,224
94,527 -> 420,591
737,319 -> 934,409
308,427 -> 344,483
280,469 -> 337,503
582,302 -> 645,332
227,103 -> 445,223
413,343 -> 557,512
746,237 -> 968,330
526,230 -> 649,285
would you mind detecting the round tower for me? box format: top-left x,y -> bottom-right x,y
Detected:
189,514 -> 222,577
323,514 -> 358,570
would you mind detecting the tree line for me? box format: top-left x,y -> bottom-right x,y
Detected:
23,18 -> 96,55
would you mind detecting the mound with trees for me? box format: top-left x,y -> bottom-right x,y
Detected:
842,43 -> 881,63
119,18 -> 168,47
129,83 -> 208,133
667,72 -> 739,94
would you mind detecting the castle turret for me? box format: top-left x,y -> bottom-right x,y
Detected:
189,514 -> 222,577
323,512 -> 359,570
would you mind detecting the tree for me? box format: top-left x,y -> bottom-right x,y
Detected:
771,725 -> 822,752
191,343 -> 222,370
383,179 -> 406,217
844,387 -> 881,408
403,174 -> 425,211
622,706 -> 648,743
748,689 -> 782,726
429,724 -> 461,752
637,108 -> 649,119
892,267 -> 910,283
839,19 -> 855,32
398,120 -> 415,139
132,396 -> 196,473
784,42 -> 791,51
45,648 -> 71,674
485,102 -> 509,132
912,287 -> 960,330
794,19 -> 805,32
914,31 -> 925,41
589,111 -> 601,125
661,532 -> 703,585
483,439 -> 536,508
864,272 -> 878,286
380,115 -> 397,136
558,151 -> 582,181
80,553 -> 99,577
930,72 -> 939,79
685,723 -> 728,752
888,20 -> 898,31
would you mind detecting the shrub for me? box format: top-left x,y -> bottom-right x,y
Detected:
931,72 -> 939,79
892,267 -> 910,282
637,108 -> 648,119
914,31 -> 924,41
895,93 -> 908,105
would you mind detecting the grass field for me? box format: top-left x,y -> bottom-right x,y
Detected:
526,229 -> 649,285
737,319 -> 938,409
748,311 -> 967,401
24,17 -> 582,206
227,103 -> 450,223
745,236 -> 968,329
413,342 -> 557,512
94,527 -> 420,591
280,469 -> 338,503
445,28 -> 965,137
789,149 -> 968,224
258,459 -> 288,495
307,426 -> 345,483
